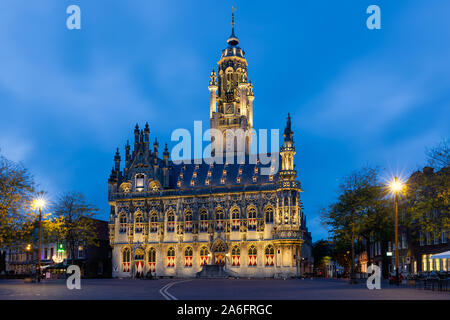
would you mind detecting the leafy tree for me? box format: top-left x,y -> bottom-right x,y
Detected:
406,166 -> 450,239
312,240 -> 331,276
0,153 -> 35,247
52,192 -> 99,264
321,167 -> 393,278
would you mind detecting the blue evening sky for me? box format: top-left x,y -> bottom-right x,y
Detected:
0,1 -> 449,240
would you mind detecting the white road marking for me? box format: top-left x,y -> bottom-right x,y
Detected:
159,280 -> 193,300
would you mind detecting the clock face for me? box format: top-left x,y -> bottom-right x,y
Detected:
226,104 -> 233,113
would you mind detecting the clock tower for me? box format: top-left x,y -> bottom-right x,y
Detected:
209,12 -> 254,156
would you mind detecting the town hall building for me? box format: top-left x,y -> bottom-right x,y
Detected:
108,14 -> 309,278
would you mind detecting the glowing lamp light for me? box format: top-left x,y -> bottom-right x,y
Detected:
33,197 -> 46,209
389,177 -> 404,194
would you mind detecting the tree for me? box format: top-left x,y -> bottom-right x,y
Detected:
321,167 -> 393,278
312,240 -> 331,276
52,192 -> 99,264
406,166 -> 450,239
426,138 -> 449,170
0,153 -> 35,247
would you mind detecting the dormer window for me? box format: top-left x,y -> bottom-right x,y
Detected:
193,172 -> 198,178
207,171 -> 212,177
223,170 -> 227,176
238,168 -> 243,175
190,180 -> 195,186
136,174 -> 145,192
252,176 -> 257,182
269,175 -> 274,181
221,178 -> 225,184
205,179 -> 210,185
236,177 -> 241,183
177,181 -> 181,187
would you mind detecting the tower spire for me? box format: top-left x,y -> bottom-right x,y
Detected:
227,7 -> 239,46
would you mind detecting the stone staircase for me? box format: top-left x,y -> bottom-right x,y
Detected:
196,264 -> 229,278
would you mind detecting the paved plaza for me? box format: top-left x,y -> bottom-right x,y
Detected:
0,278 -> 448,300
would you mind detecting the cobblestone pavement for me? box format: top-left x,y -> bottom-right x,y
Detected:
0,278 -> 448,300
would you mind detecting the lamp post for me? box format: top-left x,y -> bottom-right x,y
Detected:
33,195 -> 46,283
389,177 -> 404,286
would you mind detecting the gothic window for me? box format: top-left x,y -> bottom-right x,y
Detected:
264,245 -> 275,266
265,207 -> 274,224
248,207 -> 257,231
184,247 -> 193,267
200,246 -> 209,266
231,208 -> 240,231
122,248 -> 130,272
136,174 -> 145,192
167,211 -> 175,233
148,247 -> 156,272
150,212 -> 158,233
119,213 -> 127,233
231,246 -> 240,267
184,210 -> 193,233
200,209 -> 208,232
167,247 -> 175,268
135,213 -> 143,233
248,245 -> 257,267
215,208 -> 224,231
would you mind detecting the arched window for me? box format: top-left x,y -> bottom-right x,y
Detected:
231,246 -> 240,267
122,248 -> 130,272
248,207 -> 257,231
200,246 -> 209,266
135,213 -> 143,233
119,213 -> 127,233
167,211 -> 175,232
167,247 -> 175,268
265,245 -> 275,266
136,174 -> 145,192
265,207 -> 274,224
200,209 -> 208,232
184,247 -> 193,267
150,212 -> 158,233
184,210 -> 193,233
231,208 -> 240,231
248,245 -> 257,267
215,208 -> 224,231
148,247 -> 156,272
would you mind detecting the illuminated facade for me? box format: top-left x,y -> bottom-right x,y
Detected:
108,15 -> 307,278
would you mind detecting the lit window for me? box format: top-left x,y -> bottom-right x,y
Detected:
193,172 -> 197,178
231,246 -> 240,266
136,174 -> 145,191
177,181 -> 181,187
184,247 -> 193,267
200,246 -> 209,266
190,180 -> 195,186
236,177 -> 241,183
221,178 -> 225,184
148,248 -> 156,272
205,179 -> 210,185
265,207 -> 274,224
207,171 -> 212,177
265,245 -> 275,266
269,175 -> 274,181
167,247 -> 175,268
248,245 -> 257,266
223,170 -> 227,176
252,176 -> 257,182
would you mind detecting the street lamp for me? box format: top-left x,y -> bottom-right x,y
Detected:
33,194 -> 46,283
388,177 -> 404,286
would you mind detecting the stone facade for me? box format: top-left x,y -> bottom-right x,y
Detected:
108,15 -> 307,278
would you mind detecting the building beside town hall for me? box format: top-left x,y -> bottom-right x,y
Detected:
108,15 -> 311,278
